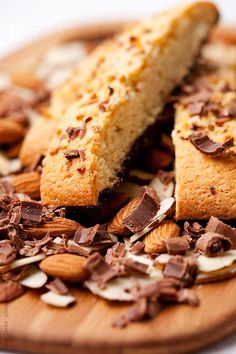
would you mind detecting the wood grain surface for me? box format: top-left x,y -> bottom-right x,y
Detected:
1,279 -> 236,354
1,22 -> 236,354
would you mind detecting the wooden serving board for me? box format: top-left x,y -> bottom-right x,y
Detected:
1,22 -> 236,354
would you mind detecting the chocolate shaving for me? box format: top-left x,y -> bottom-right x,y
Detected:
74,224 -> 115,248
166,237 -> 190,256
122,189 -> 160,233
196,232 -> 232,257
0,240 -> 16,265
0,281 -> 25,302
85,253 -> 118,287
184,221 -> 205,238
64,150 -> 85,160
189,133 -> 234,157
46,278 -> 69,295
106,242 -> 126,264
124,258 -> 148,276
19,201 -> 43,223
164,256 -> 197,285
66,124 -> 86,140
206,216 -> 236,248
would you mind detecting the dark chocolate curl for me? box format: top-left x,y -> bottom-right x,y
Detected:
189,132 -> 234,157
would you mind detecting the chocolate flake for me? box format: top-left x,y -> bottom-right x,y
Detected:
166,237 -> 190,256
196,232 -> 232,257
46,278 -> 69,295
19,201 -> 43,223
122,189 -> 160,233
66,124 -> 86,140
0,281 -> 25,302
64,150 -> 84,160
85,253 -> 118,287
189,133 -> 234,157
0,240 -> 16,265
124,258 -> 148,276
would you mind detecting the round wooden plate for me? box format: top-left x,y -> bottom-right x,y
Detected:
1,22 -> 236,354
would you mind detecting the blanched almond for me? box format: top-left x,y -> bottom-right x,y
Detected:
144,220 -> 180,254
39,254 -> 89,282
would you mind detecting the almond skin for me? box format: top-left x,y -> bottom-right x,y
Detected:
0,119 -> 25,145
107,198 -> 140,236
144,220 -> 180,254
39,254 -> 89,282
11,171 -> 41,199
26,217 -> 80,239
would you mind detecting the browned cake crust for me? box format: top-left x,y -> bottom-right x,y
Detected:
40,2 -> 218,206
174,67 -> 236,220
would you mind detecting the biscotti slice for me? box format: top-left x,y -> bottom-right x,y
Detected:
174,67 -> 236,220
41,2 -> 218,206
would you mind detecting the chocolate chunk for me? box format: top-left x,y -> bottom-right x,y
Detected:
85,253 -> 118,287
130,241 -> 144,255
189,133 -> 234,157
206,216 -> 236,248
196,232 -> 232,257
166,237 -> 190,255
74,224 -> 100,246
124,258 -> 148,276
188,101 -> 205,116
0,240 -> 16,265
164,256 -> 197,284
19,200 -> 43,223
0,281 -> 25,302
122,189 -> 160,233
64,149 -> 85,160
46,278 -> 69,295
66,124 -> 86,140
106,242 -> 126,264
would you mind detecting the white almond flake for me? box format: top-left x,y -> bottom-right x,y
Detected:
130,197 -> 175,243
197,263 -> 236,283
41,291 -> 76,307
197,250 -> 236,272
0,254 -> 46,274
20,265 -> 47,289
155,253 -> 171,265
149,176 -> 174,201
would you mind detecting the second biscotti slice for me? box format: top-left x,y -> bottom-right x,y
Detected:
41,2 -> 218,206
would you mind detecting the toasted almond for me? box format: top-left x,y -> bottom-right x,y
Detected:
0,119 -> 25,145
39,254 -> 89,282
40,290 -> 75,307
144,220 -> 180,254
26,217 -> 80,239
107,198 -> 140,236
10,171 -> 41,199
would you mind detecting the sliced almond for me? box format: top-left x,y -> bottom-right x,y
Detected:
0,119 -> 25,145
144,220 -> 180,254
20,265 -> 47,288
26,217 -> 80,239
0,254 -> 46,274
39,254 -> 89,282
10,171 -> 41,199
196,263 -> 236,284
40,290 -> 75,307
197,250 -> 236,272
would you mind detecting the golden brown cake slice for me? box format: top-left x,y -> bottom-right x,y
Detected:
41,2 -> 218,206
174,67 -> 236,220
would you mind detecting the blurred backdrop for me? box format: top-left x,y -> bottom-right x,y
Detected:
0,0 -> 236,56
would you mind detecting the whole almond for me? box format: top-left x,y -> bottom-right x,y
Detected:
107,198 -> 140,236
144,220 -> 180,254
11,171 -> 41,199
26,217 -> 80,239
39,254 -> 89,282
0,119 -> 25,144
